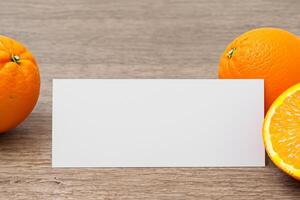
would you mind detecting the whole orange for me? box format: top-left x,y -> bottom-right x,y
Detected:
218,28 -> 300,111
0,36 -> 40,133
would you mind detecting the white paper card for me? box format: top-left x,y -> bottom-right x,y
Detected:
52,79 -> 265,167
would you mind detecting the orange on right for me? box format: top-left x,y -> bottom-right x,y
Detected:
263,83 -> 300,180
218,27 -> 300,110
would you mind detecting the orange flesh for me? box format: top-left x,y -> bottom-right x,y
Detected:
268,90 -> 300,169
264,83 -> 300,180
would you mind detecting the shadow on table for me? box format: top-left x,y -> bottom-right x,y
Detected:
0,112 -> 51,150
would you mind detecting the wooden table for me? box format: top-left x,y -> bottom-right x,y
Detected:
1,0 -> 300,199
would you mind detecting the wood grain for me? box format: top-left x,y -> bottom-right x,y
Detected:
1,0 -> 300,199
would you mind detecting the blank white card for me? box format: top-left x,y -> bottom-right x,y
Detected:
52,79 -> 265,167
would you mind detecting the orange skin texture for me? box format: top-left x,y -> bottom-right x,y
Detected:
218,28 -> 300,111
0,36 -> 40,133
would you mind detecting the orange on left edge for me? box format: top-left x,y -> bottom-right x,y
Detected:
0,35 -> 40,133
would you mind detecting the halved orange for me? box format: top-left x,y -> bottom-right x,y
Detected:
263,83 -> 300,180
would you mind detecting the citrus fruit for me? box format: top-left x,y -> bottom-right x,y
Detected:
218,27 -> 300,111
263,83 -> 300,180
0,35 -> 40,133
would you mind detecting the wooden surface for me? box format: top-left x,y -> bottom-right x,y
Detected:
1,0 -> 300,199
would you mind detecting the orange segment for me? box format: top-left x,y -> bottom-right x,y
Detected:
263,83 -> 300,180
